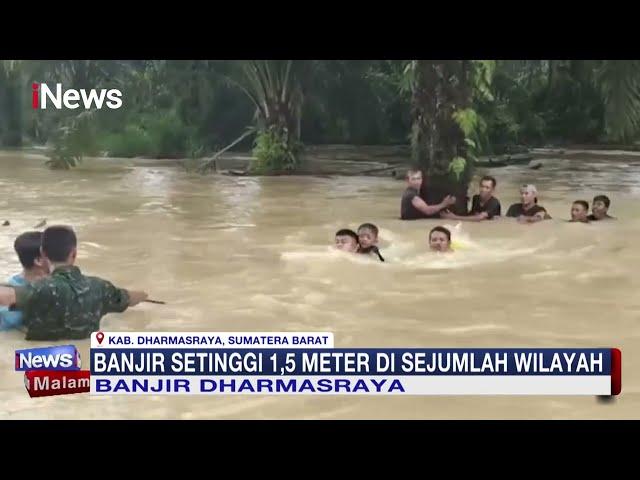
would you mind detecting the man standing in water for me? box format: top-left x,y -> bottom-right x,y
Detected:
401,168 -> 456,220
506,184 -> 551,223
0,225 -> 148,341
441,175 -> 501,221
587,195 -> 616,221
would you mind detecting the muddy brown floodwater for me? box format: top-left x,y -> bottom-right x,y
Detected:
1,151 -> 639,419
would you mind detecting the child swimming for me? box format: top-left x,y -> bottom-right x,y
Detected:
570,200 -> 590,223
334,229 -> 359,253
357,223 -> 385,261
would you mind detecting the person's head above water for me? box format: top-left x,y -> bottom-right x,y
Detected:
334,229 -> 359,253
592,195 -> 611,220
406,168 -> 423,191
520,184 -> 538,206
479,176 -> 497,201
14,231 -> 48,278
357,223 -> 379,250
429,226 -> 452,252
41,225 -> 78,267
571,200 -> 589,222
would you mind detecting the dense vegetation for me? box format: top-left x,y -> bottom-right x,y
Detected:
1,60 -> 639,182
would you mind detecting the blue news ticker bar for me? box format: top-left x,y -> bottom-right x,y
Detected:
90,348 -> 611,376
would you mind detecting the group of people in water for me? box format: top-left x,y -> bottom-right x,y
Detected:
0,226 -> 148,339
335,168 -> 616,260
0,166 -> 618,340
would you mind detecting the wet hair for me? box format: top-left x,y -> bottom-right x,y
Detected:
357,223 -> 379,237
13,231 -> 43,269
406,167 -> 422,179
573,200 -> 589,211
429,226 -> 451,242
42,225 -> 77,262
335,229 -> 359,242
480,176 -> 497,188
593,195 -> 611,208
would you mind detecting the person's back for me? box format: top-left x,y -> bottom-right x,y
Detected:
19,265 -> 130,340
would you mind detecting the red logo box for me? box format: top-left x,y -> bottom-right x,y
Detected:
24,370 -> 90,398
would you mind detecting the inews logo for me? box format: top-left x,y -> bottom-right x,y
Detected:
32,82 -> 123,110
15,345 -> 90,397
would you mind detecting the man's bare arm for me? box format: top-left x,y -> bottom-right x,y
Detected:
127,290 -> 149,307
412,195 -> 456,216
440,211 -> 489,222
519,212 -> 547,223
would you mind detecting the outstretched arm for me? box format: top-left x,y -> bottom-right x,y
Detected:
127,290 -> 149,307
101,280 -> 147,313
412,195 -> 456,217
441,211 -> 489,222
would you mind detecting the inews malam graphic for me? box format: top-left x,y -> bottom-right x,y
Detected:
0,59 -> 637,419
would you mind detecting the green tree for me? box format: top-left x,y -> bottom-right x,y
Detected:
408,60 -> 494,212
0,60 -> 24,146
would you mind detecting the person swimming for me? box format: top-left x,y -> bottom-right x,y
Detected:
569,200 -> 590,223
429,226 -> 453,253
587,195 -> 616,221
357,223 -> 385,261
334,229 -> 359,253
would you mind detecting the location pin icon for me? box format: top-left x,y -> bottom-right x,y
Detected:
96,331 -> 104,345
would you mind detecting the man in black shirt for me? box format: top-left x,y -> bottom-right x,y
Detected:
441,175 -> 501,222
587,195 -> 616,221
400,168 -> 456,220
506,184 -> 551,223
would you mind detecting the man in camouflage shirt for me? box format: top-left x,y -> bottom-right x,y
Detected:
0,225 -> 148,341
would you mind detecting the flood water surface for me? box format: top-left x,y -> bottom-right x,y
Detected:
1,152 -> 639,419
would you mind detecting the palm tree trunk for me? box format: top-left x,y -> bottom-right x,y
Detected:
0,65 -> 23,147
411,60 -> 469,214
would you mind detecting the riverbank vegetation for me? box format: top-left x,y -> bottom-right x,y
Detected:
1,60 -> 640,180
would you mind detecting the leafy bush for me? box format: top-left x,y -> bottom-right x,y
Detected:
45,111 -> 99,169
100,125 -> 153,157
100,110 -> 197,158
145,110 -> 195,158
251,127 -> 301,174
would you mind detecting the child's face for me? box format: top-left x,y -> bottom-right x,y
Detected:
335,235 -> 358,253
358,228 -> 377,249
592,200 -> 608,218
429,232 -> 450,252
571,204 -> 588,221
